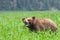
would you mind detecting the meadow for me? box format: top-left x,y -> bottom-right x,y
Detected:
0,11 -> 60,40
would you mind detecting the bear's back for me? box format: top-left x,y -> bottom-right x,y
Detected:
35,18 -> 57,31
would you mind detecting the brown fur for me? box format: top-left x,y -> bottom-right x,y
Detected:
22,17 -> 58,32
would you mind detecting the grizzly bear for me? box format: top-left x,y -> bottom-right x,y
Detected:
22,16 -> 58,33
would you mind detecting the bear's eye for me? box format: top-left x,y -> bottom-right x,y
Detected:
28,20 -> 30,21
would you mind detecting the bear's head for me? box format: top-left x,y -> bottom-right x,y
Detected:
22,16 -> 35,27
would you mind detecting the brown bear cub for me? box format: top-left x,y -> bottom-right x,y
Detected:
22,16 -> 58,33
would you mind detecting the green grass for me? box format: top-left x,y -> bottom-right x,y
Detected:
0,11 -> 60,40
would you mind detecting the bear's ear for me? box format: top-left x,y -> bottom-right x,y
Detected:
22,18 -> 25,21
32,16 -> 35,19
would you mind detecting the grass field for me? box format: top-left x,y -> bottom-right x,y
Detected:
0,11 -> 60,40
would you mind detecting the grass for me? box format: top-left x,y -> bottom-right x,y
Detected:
0,11 -> 60,40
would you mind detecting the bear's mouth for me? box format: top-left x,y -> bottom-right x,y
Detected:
24,22 -> 30,26
26,24 -> 29,27
25,23 -> 30,27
